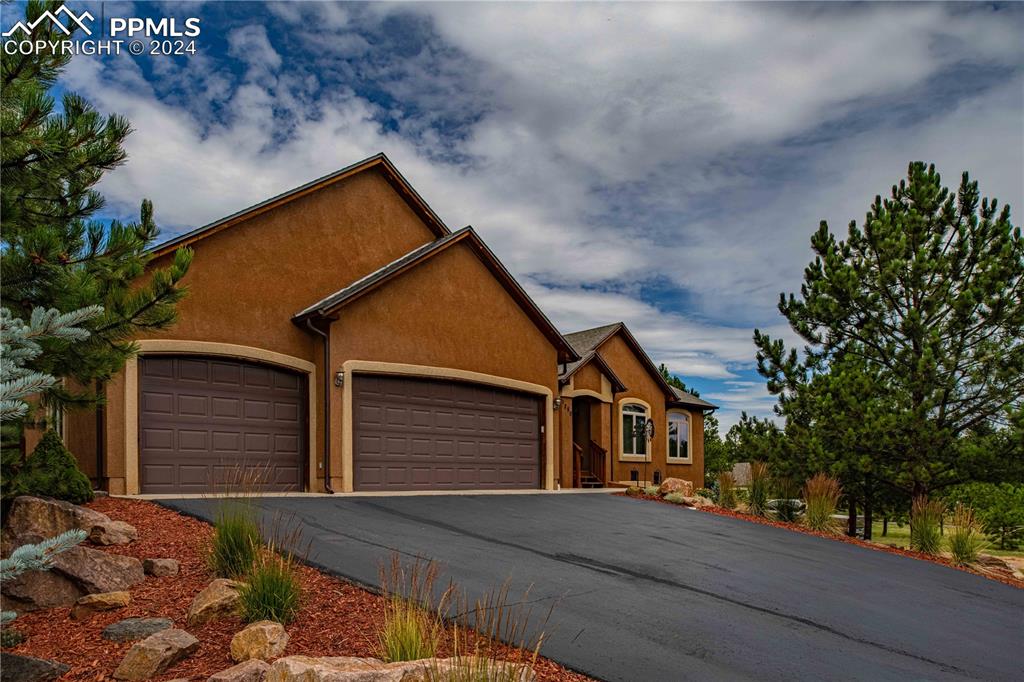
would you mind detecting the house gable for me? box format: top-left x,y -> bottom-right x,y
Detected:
142,163 -> 442,358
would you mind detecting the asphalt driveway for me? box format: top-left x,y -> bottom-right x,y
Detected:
162,493 -> 1024,682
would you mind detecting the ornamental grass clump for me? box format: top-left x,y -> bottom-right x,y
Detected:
665,492 -> 687,505
947,503 -> 986,567
747,461 -> 770,516
376,555 -> 445,662
803,473 -> 842,533
238,544 -> 303,624
207,499 -> 262,579
643,485 -> 661,497
717,471 -> 737,509
910,496 -> 945,555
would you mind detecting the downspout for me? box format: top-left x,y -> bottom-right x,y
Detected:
305,317 -> 334,494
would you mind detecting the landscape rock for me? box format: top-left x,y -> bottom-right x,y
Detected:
209,659 -> 271,682
102,617 -> 174,642
0,653 -> 71,682
89,519 -> 138,546
143,557 -> 180,577
265,656 -> 534,682
113,628 -> 200,680
231,620 -> 289,662
1,495 -> 136,548
1,544 -> 143,613
657,477 -> 693,497
71,590 -> 131,619
188,578 -> 243,626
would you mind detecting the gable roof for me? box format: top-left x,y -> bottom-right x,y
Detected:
669,386 -> 718,411
149,153 -> 450,258
559,350 -> 627,393
563,322 -> 718,410
293,227 -> 579,363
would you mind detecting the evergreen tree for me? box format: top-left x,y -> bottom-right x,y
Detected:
756,163 -> 1023,498
1,0 -> 192,417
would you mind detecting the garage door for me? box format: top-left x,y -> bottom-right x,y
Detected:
353,375 -> 542,491
139,356 -> 306,494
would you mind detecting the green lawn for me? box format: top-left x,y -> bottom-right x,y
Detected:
869,521 -> 1024,559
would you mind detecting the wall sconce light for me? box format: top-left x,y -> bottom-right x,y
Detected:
553,398 -> 562,409
334,370 -> 345,387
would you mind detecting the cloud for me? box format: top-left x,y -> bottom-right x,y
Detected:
55,1 -> 1023,425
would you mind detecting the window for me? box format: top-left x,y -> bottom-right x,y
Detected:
622,403 -> 649,457
667,412 -> 690,462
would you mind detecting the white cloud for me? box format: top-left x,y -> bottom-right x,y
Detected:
57,2 -> 1023,424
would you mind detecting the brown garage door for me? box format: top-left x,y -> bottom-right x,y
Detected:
353,375 -> 542,491
139,356 -> 306,494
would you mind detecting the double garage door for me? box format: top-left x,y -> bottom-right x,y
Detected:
139,356 -> 542,493
353,375 -> 543,491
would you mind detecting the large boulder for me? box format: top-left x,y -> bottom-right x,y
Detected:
209,659 -> 271,682
71,590 -> 131,620
231,620 -> 289,662
143,557 -> 180,577
0,653 -> 70,682
188,578 -> 243,626
1,495 -> 136,549
657,477 -> 693,497
113,628 -> 200,680
102,617 -> 174,642
1,545 -> 143,612
265,656 -> 534,682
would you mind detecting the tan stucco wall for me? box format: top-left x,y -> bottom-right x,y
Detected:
327,241 -> 561,491
573,362 -> 604,394
594,333 -> 705,487
76,169 -> 440,492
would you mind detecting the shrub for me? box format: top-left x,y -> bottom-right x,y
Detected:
207,500 -> 261,579
910,496 -> 945,555
376,556 -> 444,662
945,482 -> 1024,550
0,628 -> 25,648
947,503 -> 986,567
747,461 -> 770,516
664,492 -> 687,505
770,477 -> 803,522
694,487 -> 715,501
717,472 -> 737,509
237,548 -> 302,624
643,485 -> 661,497
803,474 -> 842,533
625,486 -> 642,496
4,430 -> 92,504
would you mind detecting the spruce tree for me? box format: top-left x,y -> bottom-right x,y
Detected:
1,0 -> 192,416
756,163 -> 1023,498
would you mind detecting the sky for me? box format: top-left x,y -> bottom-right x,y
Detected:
6,1 -> 1022,431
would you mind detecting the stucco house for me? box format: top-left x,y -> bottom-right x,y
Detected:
62,153 -> 716,495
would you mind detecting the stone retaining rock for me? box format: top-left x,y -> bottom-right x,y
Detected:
0,653 -> 70,682
657,477 -> 693,497
71,590 -> 130,619
2,545 -> 144,612
143,557 -> 180,577
188,578 -> 243,626
231,620 -> 289,662
1,496 -> 136,549
265,656 -> 534,682
209,659 -> 271,682
113,628 -> 200,680
102,617 -> 175,642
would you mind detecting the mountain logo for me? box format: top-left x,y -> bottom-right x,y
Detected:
3,5 -> 94,37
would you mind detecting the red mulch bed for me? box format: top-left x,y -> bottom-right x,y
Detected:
617,492 -> 1024,589
7,497 -> 595,681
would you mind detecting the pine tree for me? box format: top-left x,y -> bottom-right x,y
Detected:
1,0 -> 192,417
756,163 -> 1023,498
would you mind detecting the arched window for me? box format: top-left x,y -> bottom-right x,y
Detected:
667,412 -> 690,462
621,402 -> 649,457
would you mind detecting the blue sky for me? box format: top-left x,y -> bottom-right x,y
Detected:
7,1 -> 1022,430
